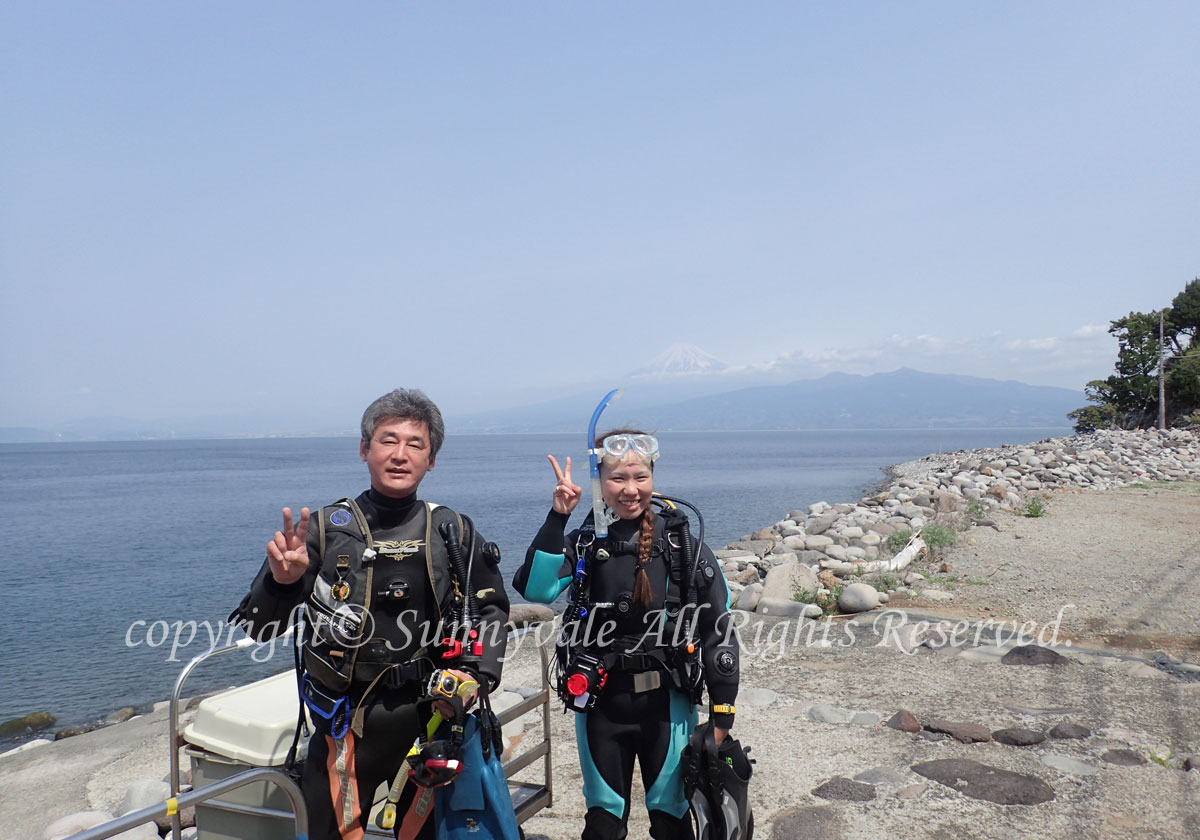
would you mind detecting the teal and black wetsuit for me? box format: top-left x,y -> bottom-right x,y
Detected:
515,506 -> 739,840
232,489 -> 510,840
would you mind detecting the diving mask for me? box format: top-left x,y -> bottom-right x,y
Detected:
593,434 -> 659,462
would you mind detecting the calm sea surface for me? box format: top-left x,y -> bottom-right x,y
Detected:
0,428 -> 1067,737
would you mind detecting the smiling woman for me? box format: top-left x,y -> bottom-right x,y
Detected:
512,403 -> 749,840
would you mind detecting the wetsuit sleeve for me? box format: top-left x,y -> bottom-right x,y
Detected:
694,542 -> 739,730
512,509 -> 575,603
228,521 -> 322,641
463,517 -> 510,690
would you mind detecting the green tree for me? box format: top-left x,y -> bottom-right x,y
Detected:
1170,278 -> 1200,350
1103,310 -> 1166,428
1071,278 -> 1200,432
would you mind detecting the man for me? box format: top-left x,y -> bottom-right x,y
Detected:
232,388 -> 509,840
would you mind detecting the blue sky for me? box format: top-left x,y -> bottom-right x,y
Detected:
2,2 -> 1197,432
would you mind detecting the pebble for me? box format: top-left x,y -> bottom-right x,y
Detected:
1049,722 -> 1091,740
735,582 -> 763,612
1041,754 -> 1100,776
919,590 -> 953,602
806,703 -> 854,724
879,624 -> 926,655
916,731 -> 949,742
1101,748 -> 1147,766
912,758 -> 1055,805
850,712 -> 881,727
755,597 -> 809,617
886,710 -> 922,733
924,719 -> 993,743
1123,662 -> 1168,680
812,776 -> 876,801
738,687 -> 780,707
1001,645 -> 1069,667
854,766 -> 910,787
894,783 -> 928,800
992,728 -> 1046,747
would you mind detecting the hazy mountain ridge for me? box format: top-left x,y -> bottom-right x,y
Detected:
449,368 -> 1081,434
1,369 -> 1081,442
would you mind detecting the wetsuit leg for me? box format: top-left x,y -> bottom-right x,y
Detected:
300,691 -> 429,840
639,689 -> 697,840
578,683 -> 698,840
577,693 -> 637,840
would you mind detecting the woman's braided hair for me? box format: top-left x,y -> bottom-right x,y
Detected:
597,428 -> 657,607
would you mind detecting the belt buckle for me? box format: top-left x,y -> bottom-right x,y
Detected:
632,671 -> 661,693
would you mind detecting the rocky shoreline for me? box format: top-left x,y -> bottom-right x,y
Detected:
715,428 -> 1200,618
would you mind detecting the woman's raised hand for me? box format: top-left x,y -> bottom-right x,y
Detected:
267,507 -> 310,585
548,455 -> 582,515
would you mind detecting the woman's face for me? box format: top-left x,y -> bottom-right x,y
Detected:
600,455 -> 654,519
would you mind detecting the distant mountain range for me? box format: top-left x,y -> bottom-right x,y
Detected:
450,368 -> 1082,433
0,353 -> 1082,442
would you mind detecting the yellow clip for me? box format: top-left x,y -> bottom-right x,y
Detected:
165,798 -> 178,817
711,704 -> 736,715
377,802 -> 397,830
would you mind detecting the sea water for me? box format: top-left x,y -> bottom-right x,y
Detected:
0,428 -> 1067,736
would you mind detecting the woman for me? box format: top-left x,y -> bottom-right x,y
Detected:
513,428 -> 741,840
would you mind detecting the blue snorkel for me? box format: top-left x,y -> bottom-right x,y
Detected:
587,388 -> 622,538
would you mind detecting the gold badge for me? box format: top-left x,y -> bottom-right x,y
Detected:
331,581 -> 351,601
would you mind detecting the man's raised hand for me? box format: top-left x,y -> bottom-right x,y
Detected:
267,507 -> 310,585
548,455 -> 582,515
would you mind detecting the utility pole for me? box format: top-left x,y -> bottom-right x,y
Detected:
1158,310 -> 1167,431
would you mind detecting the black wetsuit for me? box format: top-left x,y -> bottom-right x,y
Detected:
232,489 -> 509,840
514,506 -> 739,840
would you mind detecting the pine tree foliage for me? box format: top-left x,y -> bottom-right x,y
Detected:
1069,278 -> 1200,431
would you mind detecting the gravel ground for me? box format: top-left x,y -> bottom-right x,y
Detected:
921,483 -> 1200,651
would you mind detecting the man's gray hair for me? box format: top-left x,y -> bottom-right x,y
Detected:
360,389 -> 445,457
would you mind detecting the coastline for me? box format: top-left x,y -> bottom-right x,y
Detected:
4,428 -> 1199,839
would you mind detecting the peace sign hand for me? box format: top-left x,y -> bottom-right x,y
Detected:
548,455 -> 582,515
267,507 -> 310,585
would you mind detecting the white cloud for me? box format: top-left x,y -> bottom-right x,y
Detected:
763,327 -> 1112,389
1071,324 -> 1107,339
1003,337 -> 1059,352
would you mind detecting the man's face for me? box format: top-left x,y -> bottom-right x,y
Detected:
360,417 -> 436,498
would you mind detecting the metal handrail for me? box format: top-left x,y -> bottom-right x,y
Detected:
66,768 -> 306,840
496,625 -> 554,814
168,628 -> 296,840
155,621 -> 554,838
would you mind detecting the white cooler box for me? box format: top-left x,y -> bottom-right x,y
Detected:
183,671 -> 302,840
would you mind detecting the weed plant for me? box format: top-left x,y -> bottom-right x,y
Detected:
886,529 -> 913,554
1022,496 -> 1049,518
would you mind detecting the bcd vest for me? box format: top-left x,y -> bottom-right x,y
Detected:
304,497 -> 465,693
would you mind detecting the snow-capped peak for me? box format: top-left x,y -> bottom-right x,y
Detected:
630,344 -> 729,377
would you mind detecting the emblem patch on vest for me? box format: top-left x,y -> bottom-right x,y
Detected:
329,509 -> 352,527
375,539 -> 423,558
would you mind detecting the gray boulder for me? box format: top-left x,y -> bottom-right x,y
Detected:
762,560 -> 819,601
735,582 -> 763,612
755,597 -> 809,617
838,582 -> 880,613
